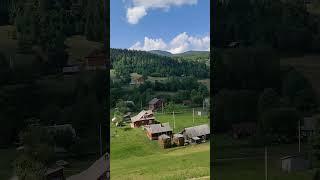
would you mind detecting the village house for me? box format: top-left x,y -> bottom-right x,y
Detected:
145,123 -> 173,140
84,49 -> 107,71
130,110 -> 156,128
301,116 -> 319,138
181,124 -> 210,143
148,98 -> 164,111
158,134 -> 171,149
67,153 -> 110,180
231,122 -> 256,139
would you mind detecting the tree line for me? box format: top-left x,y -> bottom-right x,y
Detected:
214,0 -> 320,53
111,48 -> 209,79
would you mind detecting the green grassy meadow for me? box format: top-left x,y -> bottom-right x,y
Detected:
0,148 -> 16,179
213,134 -> 316,180
110,108 -> 210,180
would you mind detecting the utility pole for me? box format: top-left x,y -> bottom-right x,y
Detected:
265,146 -> 268,180
173,111 -> 176,131
299,119 -> 301,153
162,102 -> 164,114
193,108 -> 195,124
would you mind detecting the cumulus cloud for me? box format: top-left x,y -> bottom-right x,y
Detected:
126,0 -> 198,24
129,32 -> 210,54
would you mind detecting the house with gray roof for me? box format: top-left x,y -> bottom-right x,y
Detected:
181,124 -> 210,142
145,122 -> 173,140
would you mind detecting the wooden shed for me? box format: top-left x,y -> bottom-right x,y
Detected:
130,110 -> 155,128
158,134 -> 171,149
173,134 -> 185,146
145,123 -> 173,140
281,154 -> 310,173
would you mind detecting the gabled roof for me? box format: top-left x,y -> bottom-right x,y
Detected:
145,123 -> 172,134
131,110 -> 154,123
149,98 -> 161,105
183,124 -> 210,138
67,153 -> 109,180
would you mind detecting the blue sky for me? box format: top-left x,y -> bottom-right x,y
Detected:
110,0 -> 210,54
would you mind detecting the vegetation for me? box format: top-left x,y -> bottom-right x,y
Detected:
111,48 -> 209,78
111,109 -> 210,180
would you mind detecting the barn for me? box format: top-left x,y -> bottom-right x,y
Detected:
181,124 -> 210,142
130,110 -> 156,128
145,123 -> 173,140
158,134 -> 171,149
173,134 -> 185,146
148,98 -> 164,111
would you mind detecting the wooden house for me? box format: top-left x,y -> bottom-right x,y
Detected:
130,110 -> 156,128
181,124 -> 210,142
158,134 -> 171,149
173,134 -> 185,146
84,49 -> 107,71
148,98 -> 164,111
301,116 -> 319,138
67,153 -> 110,180
231,122 -> 256,139
145,123 -> 173,140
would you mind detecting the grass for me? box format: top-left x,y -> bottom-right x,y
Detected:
0,148 -> 16,180
213,134 -> 316,180
111,109 -> 210,180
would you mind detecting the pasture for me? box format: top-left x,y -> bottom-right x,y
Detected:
213,134 -> 316,180
110,108 -> 210,180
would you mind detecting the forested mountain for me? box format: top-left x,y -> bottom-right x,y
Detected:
111,48 -> 209,78
149,50 -> 172,57
173,51 -> 209,62
213,0 -> 320,53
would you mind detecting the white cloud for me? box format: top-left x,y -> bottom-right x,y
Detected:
126,0 -> 198,24
127,6 -> 147,24
129,32 -> 210,54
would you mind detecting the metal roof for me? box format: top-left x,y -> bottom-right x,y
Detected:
183,124 -> 210,138
149,98 -> 161,105
131,110 -> 154,123
145,123 -> 172,134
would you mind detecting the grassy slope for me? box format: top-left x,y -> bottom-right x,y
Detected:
213,134 -> 315,180
0,148 -> 16,179
111,109 -> 210,180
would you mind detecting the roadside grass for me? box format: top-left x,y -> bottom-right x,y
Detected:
214,134 -> 316,180
0,148 -> 16,180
